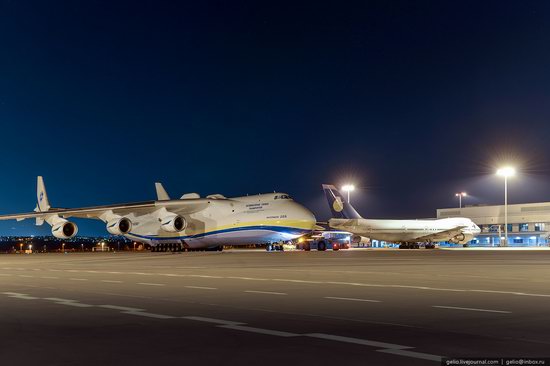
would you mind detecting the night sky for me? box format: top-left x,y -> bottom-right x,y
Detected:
2,1 -> 550,236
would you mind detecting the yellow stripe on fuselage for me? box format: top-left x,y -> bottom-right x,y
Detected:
182,219 -> 315,236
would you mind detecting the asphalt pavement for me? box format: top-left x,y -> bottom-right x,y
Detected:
1,249 -> 550,365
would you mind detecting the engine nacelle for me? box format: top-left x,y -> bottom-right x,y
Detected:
106,217 -> 132,235
449,233 -> 467,244
160,214 -> 186,233
351,235 -> 371,246
51,221 -> 78,239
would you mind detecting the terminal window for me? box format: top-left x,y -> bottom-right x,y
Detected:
519,224 -> 529,232
535,223 -> 545,231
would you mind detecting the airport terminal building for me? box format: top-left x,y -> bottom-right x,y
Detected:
437,202 -> 550,246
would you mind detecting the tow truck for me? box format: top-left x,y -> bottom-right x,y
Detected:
296,231 -> 352,251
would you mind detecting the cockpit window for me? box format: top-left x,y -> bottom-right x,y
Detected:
274,194 -> 292,200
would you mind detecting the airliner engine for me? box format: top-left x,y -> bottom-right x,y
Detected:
351,235 -> 370,246
106,217 -> 132,235
160,214 -> 186,233
449,233 -> 466,244
51,220 -> 78,239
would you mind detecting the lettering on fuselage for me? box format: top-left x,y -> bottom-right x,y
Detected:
244,202 -> 270,213
266,215 -> 287,219
245,203 -> 270,209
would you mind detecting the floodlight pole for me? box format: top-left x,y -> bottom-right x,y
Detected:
503,175 -> 508,247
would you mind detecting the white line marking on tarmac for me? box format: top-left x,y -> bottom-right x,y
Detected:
185,286 -> 217,290
245,290 -> 287,296
126,312 -> 175,319
18,275 -> 34,278
59,302 -> 95,308
306,333 -> 410,349
41,276 -> 59,279
221,325 -> 297,337
182,316 -> 244,326
44,297 -> 75,302
137,282 -> 165,286
101,280 -> 123,283
272,278 -> 322,284
0,273 -> 12,276
227,276 -> 268,281
69,278 -> 88,281
2,292 -> 39,300
306,333 -> 442,362
99,305 -> 145,311
432,306 -> 511,314
324,296 -> 381,303
43,297 -> 94,307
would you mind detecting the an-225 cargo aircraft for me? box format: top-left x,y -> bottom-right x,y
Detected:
0,177 -> 316,251
323,184 -> 480,248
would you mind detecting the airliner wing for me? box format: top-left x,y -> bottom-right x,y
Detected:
0,200 -> 209,221
414,226 -> 467,242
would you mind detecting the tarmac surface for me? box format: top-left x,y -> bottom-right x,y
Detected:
1,249 -> 550,365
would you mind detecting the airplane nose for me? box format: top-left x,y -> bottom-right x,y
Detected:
298,205 -> 317,230
303,207 -> 317,229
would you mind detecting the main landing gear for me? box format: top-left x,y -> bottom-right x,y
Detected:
150,243 -> 184,252
398,242 -> 436,249
398,243 -> 420,249
151,244 -> 224,252
266,243 -> 284,251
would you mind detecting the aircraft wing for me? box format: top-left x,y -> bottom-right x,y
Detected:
0,199 -> 209,222
414,226 -> 467,242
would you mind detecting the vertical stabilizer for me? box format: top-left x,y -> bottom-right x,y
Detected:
36,176 -> 51,212
155,182 -> 171,200
322,184 -> 362,219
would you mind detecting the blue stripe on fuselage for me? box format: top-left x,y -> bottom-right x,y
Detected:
126,225 -> 311,241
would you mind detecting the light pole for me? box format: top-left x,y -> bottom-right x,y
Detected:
497,167 -> 516,247
341,184 -> 355,204
455,192 -> 467,208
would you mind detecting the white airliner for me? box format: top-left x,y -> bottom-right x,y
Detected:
0,177 -> 316,251
323,184 -> 480,248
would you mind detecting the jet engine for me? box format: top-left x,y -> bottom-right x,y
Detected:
106,217 -> 132,235
351,235 -> 371,246
449,233 -> 466,244
51,221 -> 78,239
160,214 -> 186,233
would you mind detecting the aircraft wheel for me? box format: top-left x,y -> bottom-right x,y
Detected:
318,240 -> 327,251
304,243 -> 310,251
